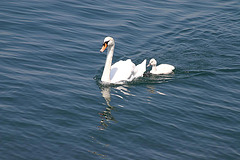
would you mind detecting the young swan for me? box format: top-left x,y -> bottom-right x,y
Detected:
147,58 -> 175,74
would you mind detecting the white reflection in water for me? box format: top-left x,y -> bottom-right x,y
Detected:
115,86 -> 135,96
98,84 -> 166,130
98,86 -> 115,130
98,85 -> 134,130
147,85 -> 166,95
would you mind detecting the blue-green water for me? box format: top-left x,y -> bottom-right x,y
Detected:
1,0 -> 240,159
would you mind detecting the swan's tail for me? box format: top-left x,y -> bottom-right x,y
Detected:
133,59 -> 146,78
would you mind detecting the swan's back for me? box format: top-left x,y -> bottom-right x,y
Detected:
152,64 -> 175,74
110,59 -> 146,83
110,59 -> 135,83
133,59 -> 146,78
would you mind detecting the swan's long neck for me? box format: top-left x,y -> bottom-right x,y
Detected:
101,45 -> 114,83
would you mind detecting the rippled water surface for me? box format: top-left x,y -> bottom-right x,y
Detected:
1,0 -> 240,159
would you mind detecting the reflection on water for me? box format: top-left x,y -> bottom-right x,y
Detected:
98,85 -> 133,130
115,86 -> 135,96
88,136 -> 109,158
98,86 -> 116,130
89,86 -> 115,158
96,75 -> 174,130
93,80 -> 170,158
146,85 -> 166,95
97,78 -> 171,130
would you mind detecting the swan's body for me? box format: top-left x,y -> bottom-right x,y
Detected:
100,37 -> 146,84
148,58 -> 175,74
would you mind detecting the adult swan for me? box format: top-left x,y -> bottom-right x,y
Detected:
100,37 -> 146,84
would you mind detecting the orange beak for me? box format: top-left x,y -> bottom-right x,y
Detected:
100,43 -> 108,53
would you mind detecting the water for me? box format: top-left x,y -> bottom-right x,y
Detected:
0,0 -> 240,159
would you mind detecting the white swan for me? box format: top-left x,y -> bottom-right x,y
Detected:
147,58 -> 175,74
100,37 -> 146,84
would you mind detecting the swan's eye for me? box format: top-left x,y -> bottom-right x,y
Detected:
104,40 -> 110,45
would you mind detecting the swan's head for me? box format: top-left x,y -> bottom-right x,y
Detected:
147,58 -> 157,67
100,37 -> 115,53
